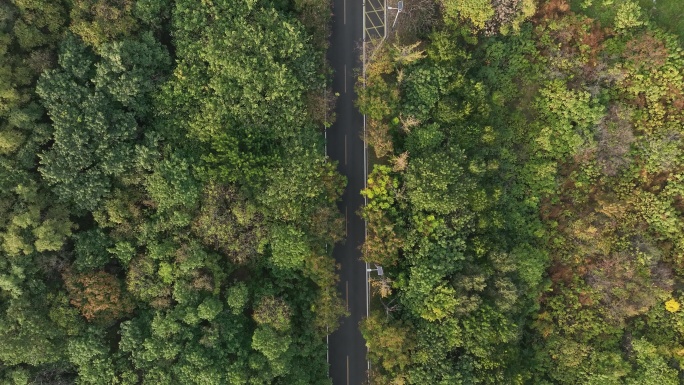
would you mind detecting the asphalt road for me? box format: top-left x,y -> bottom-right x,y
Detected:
327,0 -> 367,383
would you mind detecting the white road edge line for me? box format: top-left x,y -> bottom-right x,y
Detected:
363,0 -> 371,379
324,86 -> 329,374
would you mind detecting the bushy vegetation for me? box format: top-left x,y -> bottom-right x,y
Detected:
0,0 -> 343,383
6,0 -> 684,382
360,0 -> 684,383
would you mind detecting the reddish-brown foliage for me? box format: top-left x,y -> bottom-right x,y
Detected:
584,252 -> 671,323
641,170 -> 670,193
63,270 -> 133,324
581,23 -> 606,67
549,262 -> 573,285
539,197 -> 564,222
537,0 -> 570,20
485,0 -> 521,35
623,32 -> 669,72
668,83 -> 684,110
578,291 -> 594,306
596,104 -> 635,177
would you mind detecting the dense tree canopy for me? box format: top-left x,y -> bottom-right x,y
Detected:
0,0 -> 342,383
359,0 -> 684,383
5,0 -> 684,382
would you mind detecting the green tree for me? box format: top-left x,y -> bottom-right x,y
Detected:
269,225 -> 309,272
625,338 -> 679,385
70,0 -> 138,47
37,34 -> 169,211
405,147 -> 475,214
361,312 -> 416,374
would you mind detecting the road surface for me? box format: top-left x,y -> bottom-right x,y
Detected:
327,0 -> 367,383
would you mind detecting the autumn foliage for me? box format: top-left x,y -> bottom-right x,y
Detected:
63,270 -> 133,324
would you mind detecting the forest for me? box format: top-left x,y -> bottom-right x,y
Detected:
0,0 -> 344,383
359,0 -> 684,383
4,0 -> 684,384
